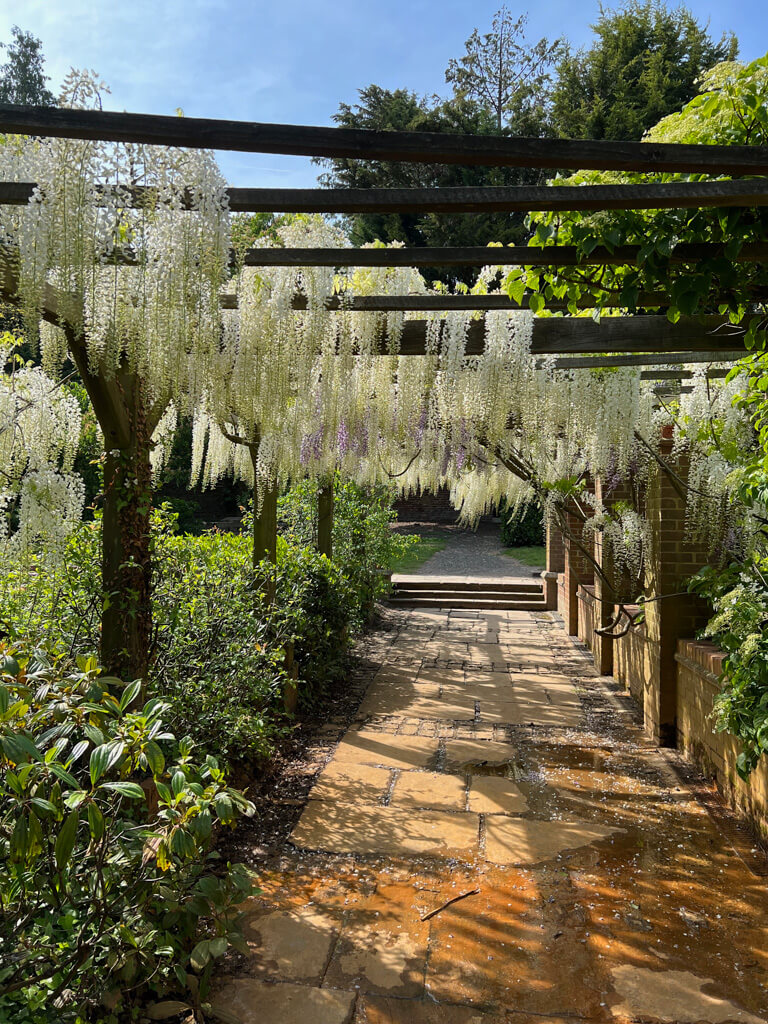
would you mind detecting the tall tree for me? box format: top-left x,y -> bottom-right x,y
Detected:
550,1 -> 738,140
0,26 -> 56,105
445,8 -> 563,132
317,87 -> 550,283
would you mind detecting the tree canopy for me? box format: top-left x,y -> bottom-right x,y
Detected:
550,1 -> 738,140
0,26 -> 56,106
445,8 -> 563,132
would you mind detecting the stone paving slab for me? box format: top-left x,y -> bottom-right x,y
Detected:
215,606 -> 768,1024
311,763 -> 392,804
389,770 -> 467,811
484,818 -> 621,866
324,882 -> 429,999
212,979 -> 355,1023
239,905 -> 340,982
468,775 -> 528,814
291,801 -> 480,858
443,739 -> 518,769
332,731 -> 439,770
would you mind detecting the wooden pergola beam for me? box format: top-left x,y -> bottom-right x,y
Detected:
218,291 -> 674,312
640,367 -> 730,380
544,350 -> 746,369
240,242 -> 768,267
3,103 -> 768,174
5,179 -> 768,213
391,316 -> 746,355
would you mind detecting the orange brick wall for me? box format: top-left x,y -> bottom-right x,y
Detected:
677,640 -> 768,840
577,585 -> 597,656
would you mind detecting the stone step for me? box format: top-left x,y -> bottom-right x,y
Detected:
392,588 -> 544,602
391,578 -> 541,593
388,595 -> 547,611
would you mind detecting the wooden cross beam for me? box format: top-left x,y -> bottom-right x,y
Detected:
392,316 -> 746,355
239,242 -> 768,267
4,179 -> 768,213
544,350 -> 746,369
2,103 -> 768,174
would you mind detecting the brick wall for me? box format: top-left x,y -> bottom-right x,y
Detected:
642,454 -> 711,745
577,585 -> 597,656
612,606 -> 653,706
677,639 -> 768,840
394,487 -> 460,523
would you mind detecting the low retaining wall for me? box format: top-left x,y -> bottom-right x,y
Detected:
612,606 -> 652,707
676,640 -> 768,840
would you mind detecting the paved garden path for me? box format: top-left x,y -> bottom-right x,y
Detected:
214,609 -> 768,1024
408,523 -> 538,578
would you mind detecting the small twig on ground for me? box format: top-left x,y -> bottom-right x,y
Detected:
420,888 -> 481,921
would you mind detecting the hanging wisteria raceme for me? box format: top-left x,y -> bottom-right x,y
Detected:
0,338 -> 84,556
1,70 -> 231,413
187,219 -> 758,590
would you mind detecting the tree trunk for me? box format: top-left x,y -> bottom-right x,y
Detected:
317,482 -> 334,559
98,373 -> 155,680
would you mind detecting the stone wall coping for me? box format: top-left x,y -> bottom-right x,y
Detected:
677,638 -> 727,677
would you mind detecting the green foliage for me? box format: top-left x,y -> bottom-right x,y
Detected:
152,515 -> 289,766
0,26 -> 56,106
690,561 -> 768,779
550,1 -> 737,140
500,500 -> 544,547
0,647 -> 255,1023
279,477 -> 417,618
316,86 -> 551,283
445,8 -> 563,132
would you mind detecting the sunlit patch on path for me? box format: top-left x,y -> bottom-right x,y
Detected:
213,608 -> 768,1024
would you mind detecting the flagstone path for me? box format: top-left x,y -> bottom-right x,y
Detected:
213,608 -> 768,1024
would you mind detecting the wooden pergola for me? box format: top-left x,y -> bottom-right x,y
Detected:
0,99 -> 765,686
0,100 -> 765,371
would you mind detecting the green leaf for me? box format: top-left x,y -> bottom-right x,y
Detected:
119,679 -> 142,712
171,770 -> 186,797
30,797 -> 57,817
88,801 -> 104,841
89,744 -> 112,785
144,740 -> 165,776
103,781 -> 146,801
189,939 -> 211,971
55,810 -> 80,872
209,936 -> 227,958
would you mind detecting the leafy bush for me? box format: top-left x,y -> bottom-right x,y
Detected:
0,646 -> 256,1023
152,518 -> 289,767
500,500 -> 544,547
279,477 -> 417,620
690,559 -> 768,778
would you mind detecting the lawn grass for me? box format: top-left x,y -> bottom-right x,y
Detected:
502,544 -> 546,567
390,532 -> 448,573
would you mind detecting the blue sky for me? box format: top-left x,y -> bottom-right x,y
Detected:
0,1 -> 765,187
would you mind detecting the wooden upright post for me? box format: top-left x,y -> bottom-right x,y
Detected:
317,482 -> 334,559
253,481 -> 278,566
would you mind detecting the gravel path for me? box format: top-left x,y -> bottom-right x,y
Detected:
412,523 -> 540,578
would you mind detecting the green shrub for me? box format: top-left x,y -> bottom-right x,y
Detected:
0,647 -> 256,1023
500,500 -> 545,547
279,477 -> 417,621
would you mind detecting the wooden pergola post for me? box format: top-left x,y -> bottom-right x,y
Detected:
317,481 -> 334,559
